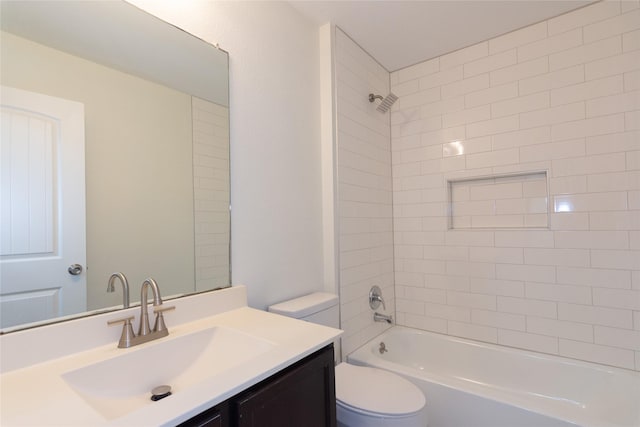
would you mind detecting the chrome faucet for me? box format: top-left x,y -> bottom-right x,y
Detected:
374,312 -> 393,324
107,277 -> 175,348
370,286 -> 392,323
369,285 -> 386,310
106,272 -> 130,308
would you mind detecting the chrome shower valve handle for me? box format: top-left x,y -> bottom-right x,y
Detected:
369,285 -> 386,310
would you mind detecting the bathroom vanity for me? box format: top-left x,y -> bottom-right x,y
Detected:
0,286 -> 342,426
181,344 -> 335,427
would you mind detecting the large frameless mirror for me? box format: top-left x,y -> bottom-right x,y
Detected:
0,0 -> 230,332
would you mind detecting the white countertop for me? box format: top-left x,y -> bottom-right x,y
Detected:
0,286 -> 342,426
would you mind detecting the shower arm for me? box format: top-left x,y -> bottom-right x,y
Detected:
369,94 -> 384,102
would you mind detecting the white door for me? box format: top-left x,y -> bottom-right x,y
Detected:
0,86 -> 86,329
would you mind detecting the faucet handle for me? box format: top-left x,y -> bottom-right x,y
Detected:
107,316 -> 136,348
107,315 -> 135,326
153,304 -> 175,315
153,305 -> 175,334
369,285 -> 386,310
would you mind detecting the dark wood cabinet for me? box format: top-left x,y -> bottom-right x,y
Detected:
179,344 -> 336,427
179,405 -> 227,427
234,344 -> 336,427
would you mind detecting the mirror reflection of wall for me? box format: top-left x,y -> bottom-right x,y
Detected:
191,98 -> 230,293
0,1 -> 229,331
3,31 -> 196,311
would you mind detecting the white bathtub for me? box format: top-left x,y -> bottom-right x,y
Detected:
347,326 -> 640,427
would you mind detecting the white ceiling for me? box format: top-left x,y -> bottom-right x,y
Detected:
289,1 -> 592,71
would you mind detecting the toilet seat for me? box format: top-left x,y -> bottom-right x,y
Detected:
335,363 -> 425,417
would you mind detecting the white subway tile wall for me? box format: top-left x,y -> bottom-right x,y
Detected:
192,98 -> 230,291
335,28 -> 395,357
390,1 -> 640,371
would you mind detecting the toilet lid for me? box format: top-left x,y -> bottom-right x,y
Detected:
335,363 -> 425,416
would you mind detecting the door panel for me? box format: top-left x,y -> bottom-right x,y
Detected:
1,109 -> 54,255
0,86 -> 86,328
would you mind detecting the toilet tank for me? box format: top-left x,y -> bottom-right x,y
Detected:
268,292 -> 339,329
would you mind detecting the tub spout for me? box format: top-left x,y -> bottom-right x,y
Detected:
374,312 -> 393,324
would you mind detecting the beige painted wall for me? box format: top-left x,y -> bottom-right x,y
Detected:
1,31 -> 195,309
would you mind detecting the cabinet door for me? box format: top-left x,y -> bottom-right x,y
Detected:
234,345 -> 336,427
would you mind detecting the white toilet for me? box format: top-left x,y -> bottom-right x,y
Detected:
269,293 -> 427,427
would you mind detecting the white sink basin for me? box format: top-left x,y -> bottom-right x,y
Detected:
61,326 -> 275,420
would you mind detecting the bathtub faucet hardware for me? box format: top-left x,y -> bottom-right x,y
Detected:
379,342 -> 388,354
369,285 -> 386,310
107,277 -> 175,348
374,312 -> 393,324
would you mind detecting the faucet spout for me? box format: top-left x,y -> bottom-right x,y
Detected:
374,312 -> 393,324
141,277 -> 163,305
139,277 -> 163,336
106,272 -> 130,308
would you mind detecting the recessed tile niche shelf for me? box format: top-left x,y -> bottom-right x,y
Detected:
448,171 -> 549,229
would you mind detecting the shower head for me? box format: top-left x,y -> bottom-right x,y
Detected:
369,92 -> 398,113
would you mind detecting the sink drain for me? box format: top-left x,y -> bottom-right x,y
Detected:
151,385 -> 172,401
